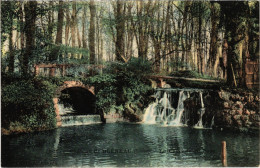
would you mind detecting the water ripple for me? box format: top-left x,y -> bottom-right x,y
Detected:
2,123 -> 259,167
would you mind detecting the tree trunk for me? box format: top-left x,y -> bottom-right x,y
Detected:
89,0 -> 96,64
22,1 -> 37,75
71,2 -> 76,49
220,1 -> 248,86
8,2 -> 14,73
241,2 -> 250,87
47,1 -> 54,44
209,2 -> 219,76
55,1 -> 64,45
82,6 -> 87,48
50,0 -> 64,61
19,2 -> 25,49
82,5 -> 87,60
65,5 -> 70,46
115,0 -> 125,62
197,9 -> 203,74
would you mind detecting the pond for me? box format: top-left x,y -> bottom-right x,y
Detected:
2,123 -> 259,167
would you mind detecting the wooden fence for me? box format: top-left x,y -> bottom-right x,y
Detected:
34,64 -> 104,77
245,59 -> 259,89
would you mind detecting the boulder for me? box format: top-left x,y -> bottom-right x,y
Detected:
218,91 -> 231,101
235,94 -> 241,100
236,109 -> 243,115
250,111 -> 256,115
234,120 -> 243,127
232,115 -> 241,121
240,115 -> 249,122
243,109 -> 250,115
223,115 -> 232,125
231,109 -> 236,115
223,102 -> 230,109
235,101 -> 243,109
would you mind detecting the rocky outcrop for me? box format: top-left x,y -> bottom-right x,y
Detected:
214,90 -> 259,133
182,89 -> 259,133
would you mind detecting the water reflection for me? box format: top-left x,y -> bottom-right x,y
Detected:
2,123 -> 259,167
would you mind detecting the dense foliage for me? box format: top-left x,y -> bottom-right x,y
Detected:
2,75 -> 57,133
86,58 -> 153,115
1,58 -> 153,133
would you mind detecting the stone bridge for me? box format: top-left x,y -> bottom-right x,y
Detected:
53,81 -> 95,127
34,63 -> 100,126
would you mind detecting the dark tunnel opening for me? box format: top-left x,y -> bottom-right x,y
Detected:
59,87 -> 96,115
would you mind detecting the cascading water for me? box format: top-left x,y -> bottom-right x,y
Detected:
58,103 -> 102,126
169,91 -> 188,126
61,115 -> 102,126
143,89 -> 212,128
211,115 -> 215,127
194,92 -> 205,128
143,101 -> 158,124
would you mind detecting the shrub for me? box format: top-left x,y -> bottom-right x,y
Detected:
1,76 -> 57,132
86,57 -> 153,114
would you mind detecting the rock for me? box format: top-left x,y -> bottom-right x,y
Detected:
219,91 -> 231,101
231,104 -> 238,110
247,122 -> 253,126
223,109 -> 230,114
241,115 -> 249,122
224,115 -> 232,125
236,109 -> 243,115
235,94 -> 241,100
231,110 -> 236,115
235,101 -> 243,108
232,115 -> 241,121
235,101 -> 242,105
239,96 -> 245,101
249,95 -> 254,102
249,114 -> 259,122
235,120 -> 243,127
243,109 -> 250,115
223,102 -> 229,109
250,111 -> 256,115
245,95 -> 254,103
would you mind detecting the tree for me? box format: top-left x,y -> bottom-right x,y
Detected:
219,1 -> 249,86
134,0 -> 151,60
49,0 -> 64,61
208,2 -> 220,76
7,1 -> 14,73
71,1 -> 76,49
89,0 -> 96,64
22,1 -> 37,75
114,0 -> 125,62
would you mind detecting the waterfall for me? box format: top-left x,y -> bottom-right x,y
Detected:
200,92 -> 204,108
61,115 -> 102,126
211,116 -> 215,128
194,92 -> 205,128
143,89 -> 210,128
143,101 -> 158,124
58,103 -> 102,126
169,91 -> 188,126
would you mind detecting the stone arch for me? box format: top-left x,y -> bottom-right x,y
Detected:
53,81 -> 95,127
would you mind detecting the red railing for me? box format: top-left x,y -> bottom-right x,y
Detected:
34,64 -> 104,77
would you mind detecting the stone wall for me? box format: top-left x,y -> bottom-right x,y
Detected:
182,89 -> 259,132
213,90 -> 259,133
